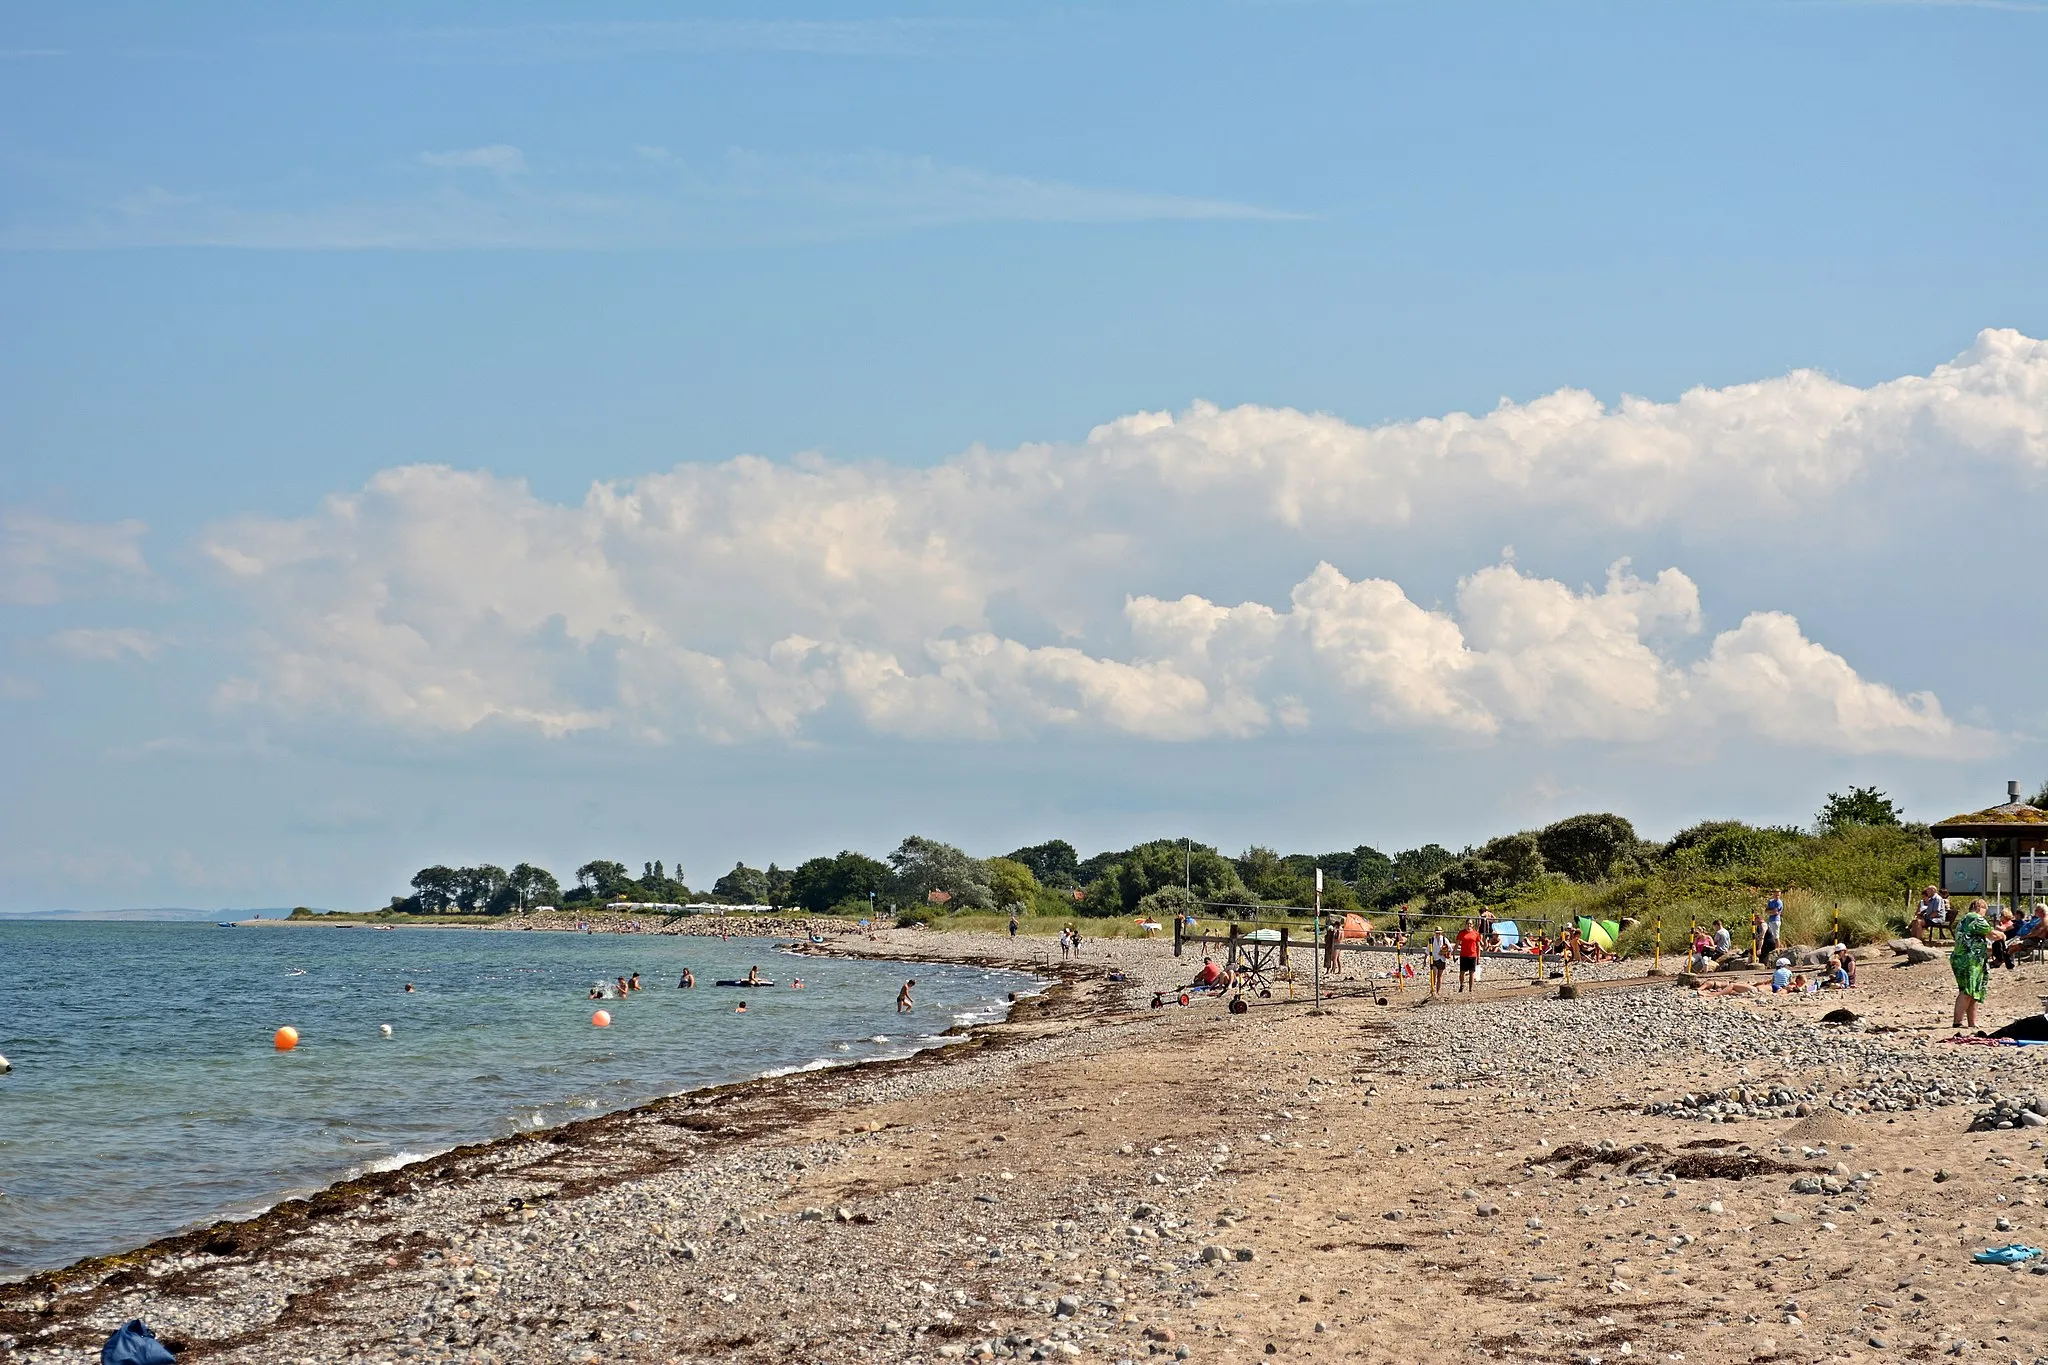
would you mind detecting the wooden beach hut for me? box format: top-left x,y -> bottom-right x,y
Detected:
1931,781 -> 2048,915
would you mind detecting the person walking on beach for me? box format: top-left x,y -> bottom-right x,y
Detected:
897,979 -> 915,1013
1456,919 -> 1482,993
1008,914 -> 1018,939
1058,927 -> 1072,961
1070,927 -> 1082,958
1427,927 -> 1452,995
1952,897 -> 2003,1030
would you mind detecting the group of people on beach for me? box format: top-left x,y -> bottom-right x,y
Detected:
1944,893 -> 2048,1029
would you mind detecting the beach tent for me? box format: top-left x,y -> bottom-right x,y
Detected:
1340,913 -> 1369,940
1493,919 -> 1521,947
1576,917 -> 1620,951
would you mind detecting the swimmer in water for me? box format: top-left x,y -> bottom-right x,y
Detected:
616,976 -> 629,998
790,977 -> 804,989
628,972 -> 641,992
735,1001 -> 748,1014
896,979 -> 915,1013
746,965 -> 761,986
404,983 -> 415,993
679,968 -> 695,988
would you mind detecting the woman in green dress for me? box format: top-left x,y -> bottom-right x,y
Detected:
1952,897 -> 2004,1030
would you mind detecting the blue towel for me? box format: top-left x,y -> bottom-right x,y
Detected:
1972,1244 -> 2043,1265
101,1320 -> 176,1365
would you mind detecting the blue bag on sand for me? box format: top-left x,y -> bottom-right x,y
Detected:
101,1319 -> 176,1365
1972,1244 -> 2043,1265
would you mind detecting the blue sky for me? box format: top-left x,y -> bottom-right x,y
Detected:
3,1 -> 2047,911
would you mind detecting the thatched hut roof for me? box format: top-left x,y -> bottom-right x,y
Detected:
1930,802 -> 2048,838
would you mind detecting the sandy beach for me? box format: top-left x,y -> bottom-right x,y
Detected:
10,929 -> 2048,1364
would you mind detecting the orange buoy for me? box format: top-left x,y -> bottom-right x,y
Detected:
591,1010 -> 611,1028
273,1026 -> 299,1051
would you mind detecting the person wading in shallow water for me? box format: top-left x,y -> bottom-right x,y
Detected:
897,979 -> 915,1013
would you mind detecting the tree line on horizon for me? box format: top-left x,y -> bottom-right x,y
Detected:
382,784 -> 1937,923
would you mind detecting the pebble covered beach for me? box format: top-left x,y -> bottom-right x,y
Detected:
12,928 -> 2048,1363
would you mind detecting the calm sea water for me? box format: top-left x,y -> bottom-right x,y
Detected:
0,921 -> 1032,1279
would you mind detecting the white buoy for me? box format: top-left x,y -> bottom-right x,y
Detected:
379,1024 -> 393,1037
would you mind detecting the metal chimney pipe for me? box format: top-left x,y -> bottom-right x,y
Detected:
2012,780 -> 2023,804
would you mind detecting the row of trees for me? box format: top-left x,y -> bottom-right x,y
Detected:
382,784 -> 1931,921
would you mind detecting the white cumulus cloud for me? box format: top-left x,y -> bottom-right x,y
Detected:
189,335 -> 2048,759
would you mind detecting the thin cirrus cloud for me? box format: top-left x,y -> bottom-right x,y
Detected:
0,144 -> 1293,251
50,627 -> 161,662
193,331 -> 2046,758
0,511 -> 150,605
380,18 -> 981,62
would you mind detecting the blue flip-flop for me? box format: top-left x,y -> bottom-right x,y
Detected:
1973,1244 -> 2043,1265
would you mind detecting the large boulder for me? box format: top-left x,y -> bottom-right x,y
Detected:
1887,937 -> 1941,965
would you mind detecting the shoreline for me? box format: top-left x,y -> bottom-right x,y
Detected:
21,935 -> 2048,1362
0,939 -> 1095,1337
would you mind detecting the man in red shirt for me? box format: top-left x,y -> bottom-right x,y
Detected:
1456,920 -> 1483,993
